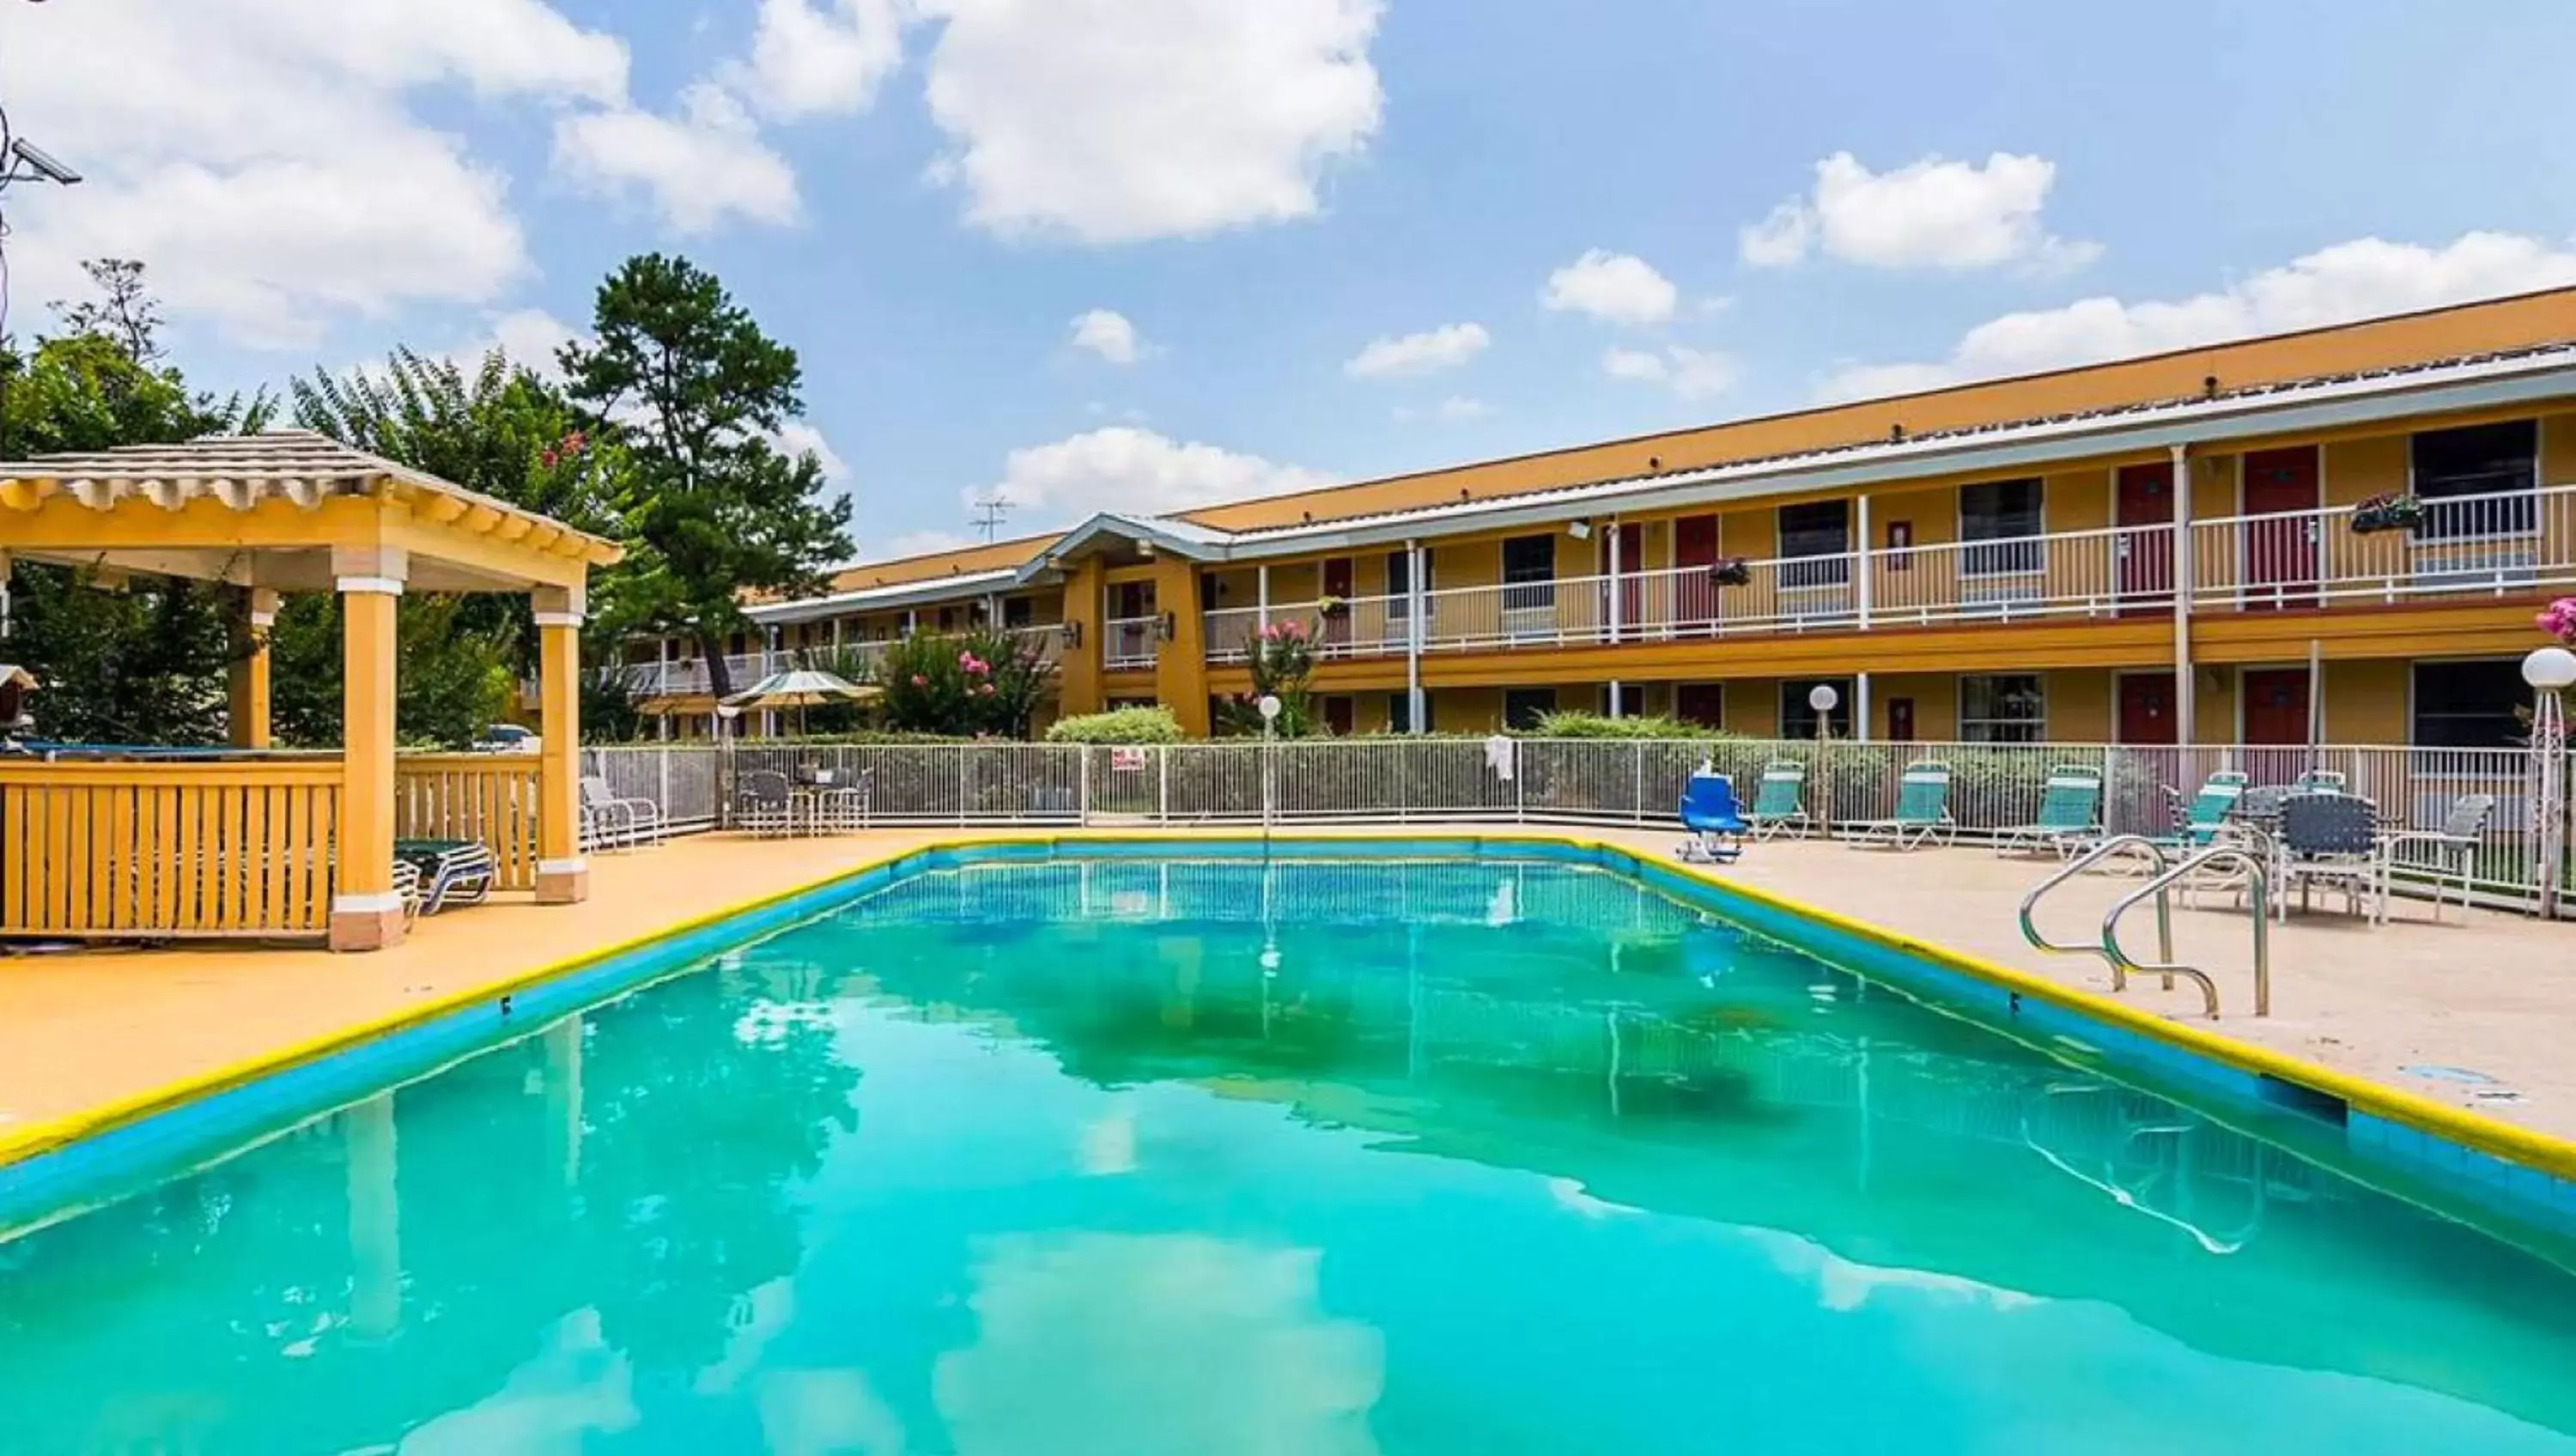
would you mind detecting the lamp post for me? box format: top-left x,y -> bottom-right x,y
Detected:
1258,693 -> 1283,829
1808,682 -> 1840,839
2526,646 -> 2575,919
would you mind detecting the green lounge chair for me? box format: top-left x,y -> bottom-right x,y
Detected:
394,838 -> 498,914
1995,766 -> 2104,858
1746,760 -> 1811,840
1846,761 -> 1953,851
2154,770 -> 2249,853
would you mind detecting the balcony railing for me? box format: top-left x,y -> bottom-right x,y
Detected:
1105,616 -> 1160,670
1196,482 -> 2576,664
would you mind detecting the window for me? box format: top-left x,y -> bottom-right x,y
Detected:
1004,597 -> 1034,628
1959,673 -> 2046,743
2412,421 -> 2537,538
2412,659 -> 2531,748
1323,695 -> 1356,736
1502,535 -> 1556,615
1388,692 -> 1431,734
1504,687 -> 1558,731
1387,550 -> 1426,619
1601,683 -> 1643,718
1780,678 -> 1853,739
1777,501 -> 1850,588
1960,478 -> 2044,575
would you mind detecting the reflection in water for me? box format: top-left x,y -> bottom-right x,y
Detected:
0,858 -> 2573,1453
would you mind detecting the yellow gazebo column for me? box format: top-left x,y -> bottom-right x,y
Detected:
1151,555 -> 1211,737
534,585 -> 589,905
331,548 -> 407,952
227,587 -> 279,749
1060,555 -> 1106,718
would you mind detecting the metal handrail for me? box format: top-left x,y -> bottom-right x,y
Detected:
2103,847 -> 2271,1019
2019,834 -> 2173,980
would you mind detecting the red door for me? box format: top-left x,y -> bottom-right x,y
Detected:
1674,515 -> 1718,630
1321,557 -> 1354,652
2117,672 -> 2179,745
1322,695 -> 1355,736
2240,447 -> 2320,610
1675,682 -> 1723,729
2114,462 -> 2174,616
2241,667 -> 2311,747
1607,523 -> 1645,640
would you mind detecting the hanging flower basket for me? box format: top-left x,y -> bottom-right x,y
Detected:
2350,492 -> 2426,536
1315,595 -> 1352,620
1708,557 -> 1753,588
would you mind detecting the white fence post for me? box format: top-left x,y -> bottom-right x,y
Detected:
1078,747 -> 1092,826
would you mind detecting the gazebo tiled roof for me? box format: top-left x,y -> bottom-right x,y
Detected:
0,429 -> 622,591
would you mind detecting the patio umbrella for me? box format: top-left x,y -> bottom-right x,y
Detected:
720,667 -> 880,737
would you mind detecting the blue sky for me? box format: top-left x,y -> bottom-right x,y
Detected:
12,0 -> 2576,560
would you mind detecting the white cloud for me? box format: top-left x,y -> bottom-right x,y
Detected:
1344,323 -> 1491,379
5,0 -> 629,347
553,83 -> 801,233
1394,396 -> 1493,423
1601,345 -> 1739,401
1740,151 -> 2099,273
914,0 -> 1384,243
737,0 -> 905,119
1069,309 -> 1148,364
438,307 -> 586,381
1816,230 -> 2576,401
971,426 -> 1332,527
775,420 -> 854,488
1540,250 -> 1679,325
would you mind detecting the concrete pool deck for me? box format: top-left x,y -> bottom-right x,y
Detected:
0,824 -> 2569,1154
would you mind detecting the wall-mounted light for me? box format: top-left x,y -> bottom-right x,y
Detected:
1566,520 -> 1593,541
1157,611 -> 1177,643
1060,620 -> 1084,648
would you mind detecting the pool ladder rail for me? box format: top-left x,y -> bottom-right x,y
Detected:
2017,835 -> 2272,1020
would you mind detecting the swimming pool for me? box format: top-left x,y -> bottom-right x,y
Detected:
6,848 -> 2576,1452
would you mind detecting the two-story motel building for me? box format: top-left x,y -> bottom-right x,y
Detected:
624,288 -> 2576,753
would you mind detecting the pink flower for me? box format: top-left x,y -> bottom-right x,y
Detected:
2541,597 -> 2576,643
980,683 -> 996,696
910,674 -> 928,688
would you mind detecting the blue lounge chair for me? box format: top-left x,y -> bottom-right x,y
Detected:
1675,772 -> 1748,864
1995,765 -> 2105,858
1747,760 -> 1810,840
393,838 -> 498,914
1847,761 -> 1955,851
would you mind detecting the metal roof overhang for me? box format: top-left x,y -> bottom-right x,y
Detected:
745,567 -> 1022,625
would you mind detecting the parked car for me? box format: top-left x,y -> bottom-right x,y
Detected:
478,724 -> 539,755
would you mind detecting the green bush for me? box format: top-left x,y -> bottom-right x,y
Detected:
1044,706 -> 1184,744
1522,709 -> 1731,741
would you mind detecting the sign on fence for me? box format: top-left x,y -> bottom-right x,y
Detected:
1110,747 -> 1148,774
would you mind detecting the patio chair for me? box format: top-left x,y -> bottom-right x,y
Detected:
1845,761 -> 1953,852
392,858 -> 424,923
580,774 -> 665,851
1994,765 -> 2104,859
2293,767 -> 2348,794
1746,760 -> 1811,840
814,767 -> 873,832
2274,793 -> 2387,922
1674,772 -> 1747,864
2379,792 -> 2494,924
737,769 -> 798,838
393,838 -> 499,915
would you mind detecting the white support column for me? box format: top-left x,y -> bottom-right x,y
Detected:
1855,493 -> 1874,629
1256,565 -> 1271,632
1607,517 -> 1624,643
2171,443 -> 2196,746
1855,670 -> 1873,743
905,607 -> 919,638
1405,542 -> 1426,734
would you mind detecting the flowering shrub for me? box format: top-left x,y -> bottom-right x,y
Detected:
874,628 -> 1048,737
2540,597 -> 2576,645
1217,610 -> 1322,736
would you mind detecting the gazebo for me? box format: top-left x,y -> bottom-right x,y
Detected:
0,431 -> 623,950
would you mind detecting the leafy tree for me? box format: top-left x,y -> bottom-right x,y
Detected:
876,628 -> 1049,737
3,265 -> 271,743
265,593 -> 514,749
291,347 -> 650,741
1215,616 -> 1322,737
559,253 -> 852,700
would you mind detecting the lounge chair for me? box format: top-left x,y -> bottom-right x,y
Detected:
1994,765 -> 2104,858
2294,767 -> 2348,794
392,858 -> 424,923
1674,772 -> 1748,864
1846,761 -> 1953,851
2154,770 -> 2249,854
581,774 -> 665,850
2379,792 -> 2494,923
2275,792 -> 2386,921
1746,760 -> 1811,840
393,838 -> 498,914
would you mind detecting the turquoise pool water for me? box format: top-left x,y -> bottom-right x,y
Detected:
5,856 -> 2576,1453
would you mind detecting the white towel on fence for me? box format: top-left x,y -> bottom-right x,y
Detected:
1485,735 -> 1516,782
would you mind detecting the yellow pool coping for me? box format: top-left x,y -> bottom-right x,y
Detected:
4,827 -> 2573,1192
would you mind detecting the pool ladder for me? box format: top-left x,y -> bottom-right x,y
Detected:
2018,835 -> 2271,1019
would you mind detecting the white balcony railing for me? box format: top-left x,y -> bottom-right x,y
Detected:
2190,482 -> 2576,610
1105,616 -> 1160,670
1193,482 -> 2576,664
